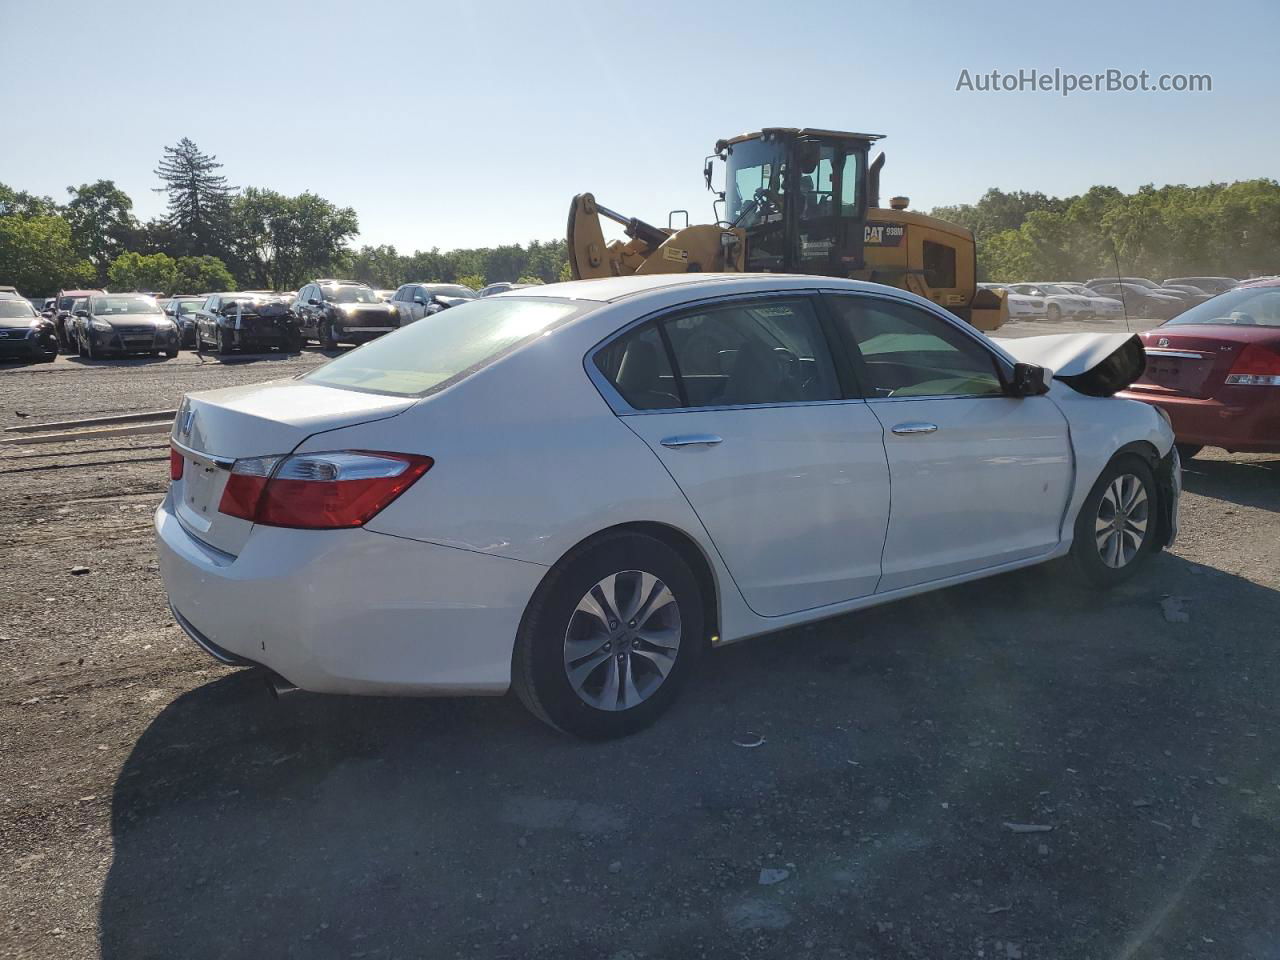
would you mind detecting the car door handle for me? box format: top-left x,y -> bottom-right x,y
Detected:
660,434 -> 723,448
890,422 -> 938,436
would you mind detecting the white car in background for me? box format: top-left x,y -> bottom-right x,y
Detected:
1007,283 -> 1095,321
979,281 -> 1044,319
156,274 -> 1179,739
1055,283 -> 1127,319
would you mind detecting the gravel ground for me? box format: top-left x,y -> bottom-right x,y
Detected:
1,327 -> 1277,960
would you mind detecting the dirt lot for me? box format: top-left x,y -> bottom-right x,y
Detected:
1,326 -> 1278,960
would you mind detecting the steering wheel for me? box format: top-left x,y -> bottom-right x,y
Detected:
753,187 -> 784,217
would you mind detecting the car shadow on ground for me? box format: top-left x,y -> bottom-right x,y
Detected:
100,553 -> 1280,959
186,349 -> 312,366
63,354 -> 176,367
1182,454 -> 1279,512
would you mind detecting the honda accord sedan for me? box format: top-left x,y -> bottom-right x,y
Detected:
156,274 -> 1180,739
1120,279 -> 1280,456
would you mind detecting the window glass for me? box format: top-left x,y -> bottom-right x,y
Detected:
828,296 -> 1004,398
1165,287 -> 1280,328
840,151 -> 861,216
90,295 -> 162,316
662,299 -> 839,407
305,297 -> 589,397
796,144 -> 836,220
0,299 -> 36,318
922,240 -> 957,289
325,285 -> 380,304
594,323 -> 680,410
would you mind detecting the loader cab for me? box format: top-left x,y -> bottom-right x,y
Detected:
716,128 -> 878,276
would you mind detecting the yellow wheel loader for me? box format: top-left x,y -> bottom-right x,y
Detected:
567,127 -> 1005,331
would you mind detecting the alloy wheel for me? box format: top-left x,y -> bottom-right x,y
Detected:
1095,473 -> 1149,568
563,570 -> 682,711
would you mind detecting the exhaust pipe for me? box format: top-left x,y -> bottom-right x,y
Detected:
265,671 -> 299,698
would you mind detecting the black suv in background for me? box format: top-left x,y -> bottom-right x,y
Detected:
193,293 -> 303,354
293,280 -> 400,349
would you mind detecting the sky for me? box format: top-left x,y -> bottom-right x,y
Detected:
3,0 -> 1278,254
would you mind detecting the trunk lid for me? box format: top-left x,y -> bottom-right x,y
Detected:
1131,324 -> 1269,399
170,379 -> 415,555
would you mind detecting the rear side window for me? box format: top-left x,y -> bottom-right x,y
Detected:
595,324 -> 680,410
827,296 -> 1004,398
304,297 -> 589,396
595,298 -> 841,410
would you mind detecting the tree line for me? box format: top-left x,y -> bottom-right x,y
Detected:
4,136 -> 1277,297
0,138 -> 571,297
930,180 -> 1280,283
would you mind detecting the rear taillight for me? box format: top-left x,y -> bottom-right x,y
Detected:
169,445 -> 184,481
1224,344 -> 1280,386
217,451 -> 433,529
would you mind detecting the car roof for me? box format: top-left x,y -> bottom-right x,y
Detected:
509,272 -> 951,306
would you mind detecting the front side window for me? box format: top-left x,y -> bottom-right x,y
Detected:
305,297 -> 589,397
827,296 -> 1004,398
723,137 -> 787,226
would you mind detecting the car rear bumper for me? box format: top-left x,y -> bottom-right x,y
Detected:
1119,387 -> 1280,453
154,493 -> 546,696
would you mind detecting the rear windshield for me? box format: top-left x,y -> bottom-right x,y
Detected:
303,297 -> 591,396
1165,287 -> 1280,328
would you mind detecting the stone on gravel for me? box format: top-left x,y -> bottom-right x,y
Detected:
1003,822 -> 1053,833
758,867 -> 789,886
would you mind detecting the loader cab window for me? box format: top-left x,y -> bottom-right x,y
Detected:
922,241 -> 957,289
724,138 -> 787,228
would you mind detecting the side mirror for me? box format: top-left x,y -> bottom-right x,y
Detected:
1008,361 -> 1050,397
74,309 -> 89,318
308,297 -> 321,306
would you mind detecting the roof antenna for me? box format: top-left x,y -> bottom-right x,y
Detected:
1110,237 -> 1131,334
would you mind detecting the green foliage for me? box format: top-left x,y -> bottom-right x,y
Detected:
108,251 -> 179,293
154,138 -> 234,258
0,183 -> 61,219
455,273 -> 486,291
174,255 -> 235,294
66,180 -> 139,281
934,179 -> 1280,282
230,188 -> 359,290
516,275 -> 545,285
0,214 -> 95,296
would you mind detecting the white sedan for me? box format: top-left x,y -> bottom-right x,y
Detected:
156,274 -> 1180,739
1007,283 -> 1096,321
979,282 -> 1044,319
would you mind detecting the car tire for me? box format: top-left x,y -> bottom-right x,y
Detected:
1175,444 -> 1202,461
320,320 -> 339,351
512,531 -> 706,740
1068,454 -> 1159,587
165,346 -> 178,359
1047,303 -> 1061,322
286,331 -> 304,353
83,331 -> 95,360
216,329 -> 232,356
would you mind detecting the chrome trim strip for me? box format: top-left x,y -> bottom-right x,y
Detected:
170,438 -> 235,471
1144,348 -> 1206,360
660,434 -> 723,448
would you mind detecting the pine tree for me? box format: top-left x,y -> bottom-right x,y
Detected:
154,138 -> 234,257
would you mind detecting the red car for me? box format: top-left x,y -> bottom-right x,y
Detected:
1120,279 -> 1280,456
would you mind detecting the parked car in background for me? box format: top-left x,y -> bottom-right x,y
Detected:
478,282 -> 534,297
0,285 -> 18,295
979,282 -> 1044,319
1088,282 -> 1185,319
389,282 -> 479,325
375,289 -> 396,302
1121,279 -> 1280,456
294,280 -> 400,348
1164,277 -> 1238,295
0,293 -> 58,362
156,274 -> 1178,738
53,288 -> 104,347
1053,283 -> 1126,318
163,295 -> 208,348
71,293 -> 178,358
1006,283 -> 1094,321
193,293 -> 302,354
